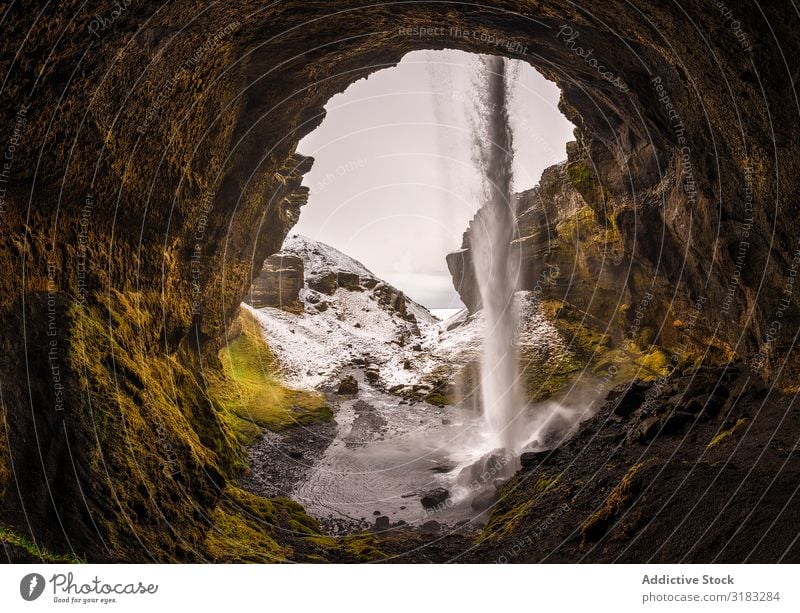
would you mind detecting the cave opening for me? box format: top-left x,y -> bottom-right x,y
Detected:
240,49 -> 591,532
288,48 -> 574,312
4,3 -> 799,564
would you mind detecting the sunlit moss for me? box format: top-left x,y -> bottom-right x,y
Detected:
208,309 -> 332,441
707,418 -> 749,449
480,473 -> 562,542
0,524 -> 83,563
204,486 -> 326,562
581,459 -> 655,542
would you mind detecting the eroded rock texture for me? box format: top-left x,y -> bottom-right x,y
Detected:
1,1 -> 798,561
245,254 -> 304,309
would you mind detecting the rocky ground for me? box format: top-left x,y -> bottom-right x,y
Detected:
371,363 -> 800,563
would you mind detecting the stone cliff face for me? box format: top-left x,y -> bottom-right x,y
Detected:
245,254 -> 305,310
2,1 -> 799,561
449,147 -> 709,376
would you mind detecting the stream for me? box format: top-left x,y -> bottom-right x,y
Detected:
243,368 -> 510,535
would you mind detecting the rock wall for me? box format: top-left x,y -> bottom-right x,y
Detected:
245,254 -> 305,310
2,1 -> 799,560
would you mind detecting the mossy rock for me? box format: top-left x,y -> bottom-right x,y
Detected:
0,525 -> 82,563
581,459 -> 657,542
208,309 -> 333,442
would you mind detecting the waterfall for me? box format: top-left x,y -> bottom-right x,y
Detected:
471,56 -> 525,452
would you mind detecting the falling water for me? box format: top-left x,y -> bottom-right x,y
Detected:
471,56 -> 525,452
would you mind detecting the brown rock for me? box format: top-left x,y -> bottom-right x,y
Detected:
245,254 -> 304,309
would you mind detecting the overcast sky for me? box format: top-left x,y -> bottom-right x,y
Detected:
293,49 -> 574,309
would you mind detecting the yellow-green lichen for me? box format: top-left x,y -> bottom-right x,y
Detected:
581,459 -> 655,542
0,525 -> 83,563
208,309 -> 332,442
707,418 -> 749,449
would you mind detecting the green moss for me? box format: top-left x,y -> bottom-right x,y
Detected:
707,418 -> 749,449
0,525 -> 83,563
534,475 -> 560,493
567,163 -> 595,194
480,473 -> 562,542
581,459 -> 654,542
65,293 -> 250,559
205,486 -> 330,562
556,205 -> 598,242
208,309 -> 332,441
636,349 -> 670,377
307,533 -> 388,561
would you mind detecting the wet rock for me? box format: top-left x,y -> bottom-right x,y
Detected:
661,410 -> 696,435
374,516 -> 390,531
609,380 -> 651,417
430,463 -> 456,474
493,478 -> 508,490
520,449 -> 558,470
420,488 -> 450,509
365,365 -> 380,383
315,301 -> 329,313
471,488 -> 499,511
635,415 -> 661,442
336,375 -> 359,395
373,510 -> 381,516
421,520 -> 441,535
457,448 -> 512,486
682,393 -> 725,416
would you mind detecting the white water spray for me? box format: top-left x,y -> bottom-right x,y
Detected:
471,56 -> 525,452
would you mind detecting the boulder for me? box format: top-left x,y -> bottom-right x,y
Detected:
471,488 -> 500,511
421,520 -> 441,535
520,448 -> 558,469
420,488 -> 450,509
308,272 -> 338,295
457,448 -> 511,487
336,375 -> 359,395
336,271 -> 362,291
245,253 -> 304,309
609,380 -> 651,417
374,516 -> 390,531
682,393 -> 725,416
365,365 -> 380,383
635,415 -> 661,442
373,283 -> 407,317
661,410 -> 696,435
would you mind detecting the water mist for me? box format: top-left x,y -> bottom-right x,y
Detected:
471,56 -> 525,453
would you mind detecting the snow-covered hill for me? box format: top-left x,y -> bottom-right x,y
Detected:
247,235 -> 442,390
247,235 -> 570,401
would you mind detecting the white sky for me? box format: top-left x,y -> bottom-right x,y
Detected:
294,49 -> 574,309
